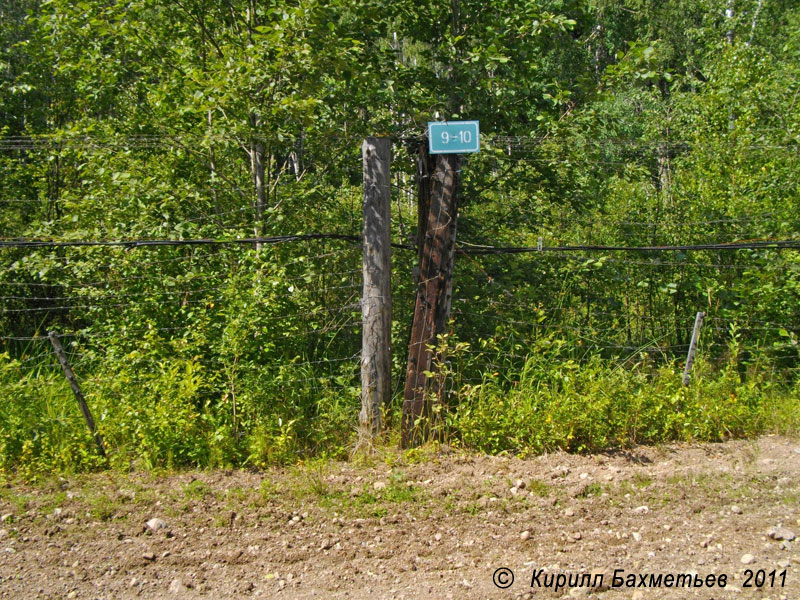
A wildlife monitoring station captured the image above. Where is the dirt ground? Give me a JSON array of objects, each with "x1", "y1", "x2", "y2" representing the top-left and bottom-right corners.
[{"x1": 1, "y1": 435, "x2": 799, "y2": 599}]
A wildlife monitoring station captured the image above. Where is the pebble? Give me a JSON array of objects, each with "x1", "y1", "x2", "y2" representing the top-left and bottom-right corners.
[
  {"x1": 142, "y1": 551, "x2": 156, "y2": 562},
  {"x1": 0, "y1": 529, "x2": 6, "y2": 539},
  {"x1": 515, "y1": 479, "x2": 526, "y2": 489},
  {"x1": 0, "y1": 514, "x2": 12, "y2": 523},
  {"x1": 579, "y1": 472, "x2": 589, "y2": 480},
  {"x1": 778, "y1": 559, "x2": 791, "y2": 568},
  {"x1": 373, "y1": 481, "x2": 386, "y2": 491},
  {"x1": 633, "y1": 506, "x2": 649, "y2": 514},
  {"x1": 146, "y1": 518, "x2": 168, "y2": 532},
  {"x1": 632, "y1": 532, "x2": 642, "y2": 542},
  {"x1": 730, "y1": 505, "x2": 743, "y2": 514},
  {"x1": 564, "y1": 508, "x2": 575, "y2": 517},
  {"x1": 590, "y1": 568, "x2": 610, "y2": 591},
  {"x1": 768, "y1": 527, "x2": 796, "y2": 542},
  {"x1": 740, "y1": 553, "x2": 756, "y2": 565},
  {"x1": 520, "y1": 530, "x2": 531, "y2": 541},
  {"x1": 169, "y1": 578, "x2": 187, "y2": 594}
]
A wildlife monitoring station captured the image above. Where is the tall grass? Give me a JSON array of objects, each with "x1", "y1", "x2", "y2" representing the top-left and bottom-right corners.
[
  {"x1": 437, "y1": 334, "x2": 800, "y2": 454},
  {"x1": 1, "y1": 335, "x2": 798, "y2": 477}
]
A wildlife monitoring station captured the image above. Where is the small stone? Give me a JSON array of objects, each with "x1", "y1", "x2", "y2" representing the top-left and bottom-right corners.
[
  {"x1": 67, "y1": 592, "x2": 77, "y2": 599},
  {"x1": 0, "y1": 514, "x2": 12, "y2": 523},
  {"x1": 0, "y1": 529, "x2": 6, "y2": 539},
  {"x1": 768, "y1": 527, "x2": 796, "y2": 542},
  {"x1": 520, "y1": 530, "x2": 531, "y2": 541},
  {"x1": 509, "y1": 486, "x2": 519, "y2": 495},
  {"x1": 373, "y1": 481, "x2": 387, "y2": 491},
  {"x1": 778, "y1": 559, "x2": 791, "y2": 568},
  {"x1": 700, "y1": 536, "x2": 713, "y2": 548},
  {"x1": 564, "y1": 508, "x2": 575, "y2": 517},
  {"x1": 731, "y1": 505, "x2": 743, "y2": 514},
  {"x1": 146, "y1": 518, "x2": 168, "y2": 532},
  {"x1": 740, "y1": 553, "x2": 756, "y2": 565},
  {"x1": 632, "y1": 532, "x2": 642, "y2": 542},
  {"x1": 515, "y1": 479, "x2": 526, "y2": 489},
  {"x1": 129, "y1": 578, "x2": 138, "y2": 588},
  {"x1": 169, "y1": 578, "x2": 187, "y2": 594},
  {"x1": 633, "y1": 506, "x2": 649, "y2": 514},
  {"x1": 632, "y1": 591, "x2": 644, "y2": 600},
  {"x1": 590, "y1": 569, "x2": 610, "y2": 591},
  {"x1": 434, "y1": 533, "x2": 442, "y2": 542},
  {"x1": 143, "y1": 551, "x2": 156, "y2": 562},
  {"x1": 780, "y1": 541, "x2": 792, "y2": 550},
  {"x1": 579, "y1": 472, "x2": 589, "y2": 480},
  {"x1": 570, "y1": 532, "x2": 582, "y2": 541}
]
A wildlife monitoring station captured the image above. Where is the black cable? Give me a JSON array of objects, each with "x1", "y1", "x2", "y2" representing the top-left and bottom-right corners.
[
  {"x1": 0, "y1": 233, "x2": 357, "y2": 249},
  {"x1": 455, "y1": 239, "x2": 800, "y2": 254},
  {"x1": 1, "y1": 235, "x2": 797, "y2": 253},
  {"x1": 0, "y1": 233, "x2": 418, "y2": 251}
]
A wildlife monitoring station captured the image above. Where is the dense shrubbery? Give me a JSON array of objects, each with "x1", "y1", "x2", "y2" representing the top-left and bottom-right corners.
[{"x1": 1, "y1": 0, "x2": 799, "y2": 475}]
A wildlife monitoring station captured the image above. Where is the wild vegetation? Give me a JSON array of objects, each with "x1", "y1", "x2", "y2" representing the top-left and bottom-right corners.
[{"x1": 1, "y1": 0, "x2": 799, "y2": 476}]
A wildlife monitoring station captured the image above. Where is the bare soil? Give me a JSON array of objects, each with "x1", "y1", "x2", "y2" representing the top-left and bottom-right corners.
[{"x1": 1, "y1": 436, "x2": 799, "y2": 599}]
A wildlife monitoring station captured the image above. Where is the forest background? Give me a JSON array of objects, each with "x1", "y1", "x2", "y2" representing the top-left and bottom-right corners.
[{"x1": 1, "y1": 0, "x2": 799, "y2": 476}]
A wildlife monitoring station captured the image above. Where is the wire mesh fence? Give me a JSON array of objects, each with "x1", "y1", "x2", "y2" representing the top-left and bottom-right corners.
[{"x1": 1, "y1": 133, "x2": 799, "y2": 469}]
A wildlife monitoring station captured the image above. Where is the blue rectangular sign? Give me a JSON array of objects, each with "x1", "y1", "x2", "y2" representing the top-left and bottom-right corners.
[{"x1": 428, "y1": 121, "x2": 480, "y2": 154}]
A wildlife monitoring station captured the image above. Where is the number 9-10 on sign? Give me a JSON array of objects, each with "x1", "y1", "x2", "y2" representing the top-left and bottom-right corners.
[{"x1": 428, "y1": 121, "x2": 480, "y2": 154}]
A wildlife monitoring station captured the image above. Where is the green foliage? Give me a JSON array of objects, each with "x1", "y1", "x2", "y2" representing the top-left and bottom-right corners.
[
  {"x1": 2, "y1": 0, "x2": 800, "y2": 476},
  {"x1": 440, "y1": 332, "x2": 798, "y2": 455}
]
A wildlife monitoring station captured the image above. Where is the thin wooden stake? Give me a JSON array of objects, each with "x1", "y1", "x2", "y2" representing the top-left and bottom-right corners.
[
  {"x1": 48, "y1": 331, "x2": 106, "y2": 458},
  {"x1": 682, "y1": 312, "x2": 705, "y2": 386},
  {"x1": 359, "y1": 138, "x2": 392, "y2": 447}
]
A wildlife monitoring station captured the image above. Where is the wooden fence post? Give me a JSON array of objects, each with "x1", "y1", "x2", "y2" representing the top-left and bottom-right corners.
[
  {"x1": 48, "y1": 331, "x2": 106, "y2": 458},
  {"x1": 682, "y1": 311, "x2": 705, "y2": 386},
  {"x1": 401, "y1": 150, "x2": 461, "y2": 448},
  {"x1": 359, "y1": 137, "x2": 392, "y2": 447}
]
